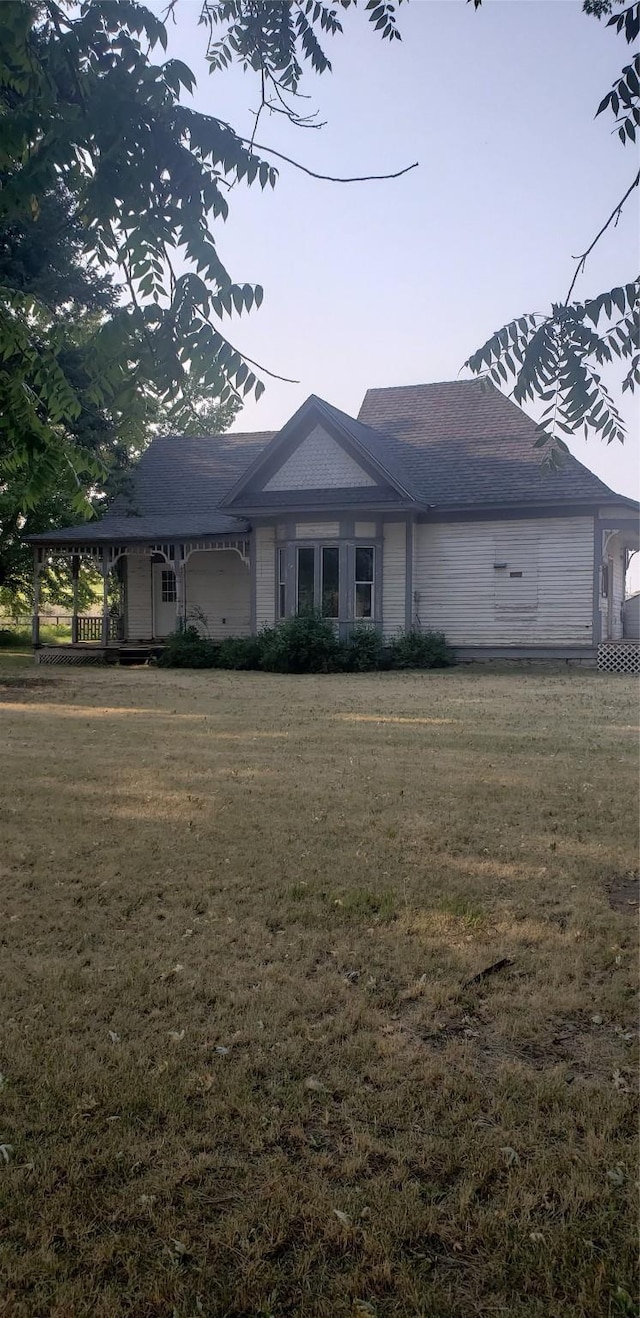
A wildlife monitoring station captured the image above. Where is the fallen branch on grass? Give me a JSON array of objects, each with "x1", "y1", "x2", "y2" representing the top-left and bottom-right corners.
[{"x1": 463, "y1": 958, "x2": 514, "y2": 989}]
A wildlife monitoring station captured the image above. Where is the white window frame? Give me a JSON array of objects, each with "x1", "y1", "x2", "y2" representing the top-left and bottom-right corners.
[
  {"x1": 161, "y1": 568, "x2": 177, "y2": 604},
  {"x1": 278, "y1": 547, "x2": 287, "y2": 618},
  {"x1": 354, "y1": 546, "x2": 375, "y2": 619},
  {"x1": 296, "y1": 545, "x2": 316, "y2": 615}
]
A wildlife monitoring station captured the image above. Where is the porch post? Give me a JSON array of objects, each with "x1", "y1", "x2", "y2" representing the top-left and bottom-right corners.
[
  {"x1": 32, "y1": 549, "x2": 41, "y2": 647},
  {"x1": 101, "y1": 547, "x2": 110, "y2": 647},
  {"x1": 71, "y1": 554, "x2": 80, "y2": 645},
  {"x1": 174, "y1": 546, "x2": 185, "y2": 631}
]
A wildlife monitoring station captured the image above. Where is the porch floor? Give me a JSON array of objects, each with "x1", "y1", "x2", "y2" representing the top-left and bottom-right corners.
[{"x1": 35, "y1": 642, "x2": 165, "y2": 665}]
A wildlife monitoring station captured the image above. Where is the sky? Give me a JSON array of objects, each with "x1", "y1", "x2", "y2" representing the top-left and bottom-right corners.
[{"x1": 155, "y1": 0, "x2": 639, "y2": 571}]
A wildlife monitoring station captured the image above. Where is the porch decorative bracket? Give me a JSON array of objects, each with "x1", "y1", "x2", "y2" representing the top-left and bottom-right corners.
[{"x1": 183, "y1": 538, "x2": 251, "y2": 568}]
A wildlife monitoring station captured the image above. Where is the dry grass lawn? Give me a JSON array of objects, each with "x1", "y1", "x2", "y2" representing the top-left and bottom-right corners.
[{"x1": 0, "y1": 659, "x2": 638, "y2": 1318}]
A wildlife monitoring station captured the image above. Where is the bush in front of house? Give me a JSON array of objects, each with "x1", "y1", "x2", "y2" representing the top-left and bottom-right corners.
[
  {"x1": 340, "y1": 623, "x2": 387, "y2": 672},
  {"x1": 387, "y1": 627, "x2": 452, "y2": 669},
  {"x1": 158, "y1": 616, "x2": 453, "y2": 672},
  {"x1": 158, "y1": 625, "x2": 217, "y2": 668},
  {"x1": 259, "y1": 612, "x2": 338, "y2": 673},
  {"x1": 216, "y1": 635, "x2": 263, "y2": 670}
]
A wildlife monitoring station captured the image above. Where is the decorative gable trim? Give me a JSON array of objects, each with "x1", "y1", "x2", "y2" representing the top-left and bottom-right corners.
[
  {"x1": 264, "y1": 425, "x2": 376, "y2": 491},
  {"x1": 220, "y1": 395, "x2": 413, "y2": 509}
]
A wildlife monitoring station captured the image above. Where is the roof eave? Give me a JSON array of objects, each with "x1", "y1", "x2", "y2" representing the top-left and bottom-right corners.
[
  {"x1": 27, "y1": 526, "x2": 250, "y2": 547},
  {"x1": 416, "y1": 495, "x2": 639, "y2": 519},
  {"x1": 231, "y1": 498, "x2": 417, "y2": 517}
]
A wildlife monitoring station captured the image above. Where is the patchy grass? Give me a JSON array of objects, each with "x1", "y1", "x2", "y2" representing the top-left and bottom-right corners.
[
  {"x1": 0, "y1": 663, "x2": 637, "y2": 1318},
  {"x1": 0, "y1": 649, "x2": 31, "y2": 669}
]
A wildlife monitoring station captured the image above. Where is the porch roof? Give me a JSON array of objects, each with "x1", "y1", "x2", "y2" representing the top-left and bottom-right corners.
[{"x1": 28, "y1": 512, "x2": 250, "y2": 547}]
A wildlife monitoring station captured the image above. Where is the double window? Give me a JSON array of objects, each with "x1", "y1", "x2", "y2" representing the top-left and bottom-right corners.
[
  {"x1": 281, "y1": 544, "x2": 375, "y2": 621},
  {"x1": 295, "y1": 546, "x2": 340, "y2": 617}
]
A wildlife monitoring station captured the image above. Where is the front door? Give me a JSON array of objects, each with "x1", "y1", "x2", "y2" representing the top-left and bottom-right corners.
[{"x1": 152, "y1": 564, "x2": 177, "y2": 637}]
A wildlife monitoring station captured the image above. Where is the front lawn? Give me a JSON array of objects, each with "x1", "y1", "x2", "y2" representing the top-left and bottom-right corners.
[{"x1": 0, "y1": 664, "x2": 637, "y2": 1317}]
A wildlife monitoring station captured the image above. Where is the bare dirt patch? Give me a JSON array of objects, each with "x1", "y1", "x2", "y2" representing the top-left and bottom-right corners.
[{"x1": 606, "y1": 872, "x2": 640, "y2": 914}]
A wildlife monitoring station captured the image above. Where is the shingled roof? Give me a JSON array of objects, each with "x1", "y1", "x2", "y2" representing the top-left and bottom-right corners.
[
  {"x1": 357, "y1": 380, "x2": 630, "y2": 508},
  {"x1": 32, "y1": 431, "x2": 275, "y2": 544},
  {"x1": 31, "y1": 381, "x2": 633, "y2": 546}
]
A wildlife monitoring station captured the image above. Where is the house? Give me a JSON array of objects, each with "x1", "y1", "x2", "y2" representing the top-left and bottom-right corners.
[{"x1": 29, "y1": 380, "x2": 639, "y2": 663}]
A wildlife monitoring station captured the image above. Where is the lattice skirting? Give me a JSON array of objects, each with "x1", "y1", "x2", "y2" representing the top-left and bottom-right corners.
[
  {"x1": 36, "y1": 648, "x2": 108, "y2": 665},
  {"x1": 597, "y1": 642, "x2": 640, "y2": 674}
]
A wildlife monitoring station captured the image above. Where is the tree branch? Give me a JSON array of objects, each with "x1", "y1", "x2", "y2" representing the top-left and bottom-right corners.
[
  {"x1": 239, "y1": 138, "x2": 418, "y2": 183},
  {"x1": 565, "y1": 168, "x2": 640, "y2": 303}
]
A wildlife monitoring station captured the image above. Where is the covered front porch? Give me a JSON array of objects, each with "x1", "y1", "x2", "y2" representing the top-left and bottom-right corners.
[{"x1": 31, "y1": 534, "x2": 252, "y2": 662}]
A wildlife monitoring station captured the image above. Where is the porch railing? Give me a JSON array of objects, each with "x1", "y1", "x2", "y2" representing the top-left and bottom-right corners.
[{"x1": 76, "y1": 615, "x2": 124, "y2": 643}]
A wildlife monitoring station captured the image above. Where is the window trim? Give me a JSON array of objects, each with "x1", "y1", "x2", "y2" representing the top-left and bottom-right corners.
[{"x1": 277, "y1": 547, "x2": 287, "y2": 619}]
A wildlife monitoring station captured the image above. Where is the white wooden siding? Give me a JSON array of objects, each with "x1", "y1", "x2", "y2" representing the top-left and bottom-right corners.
[
  {"x1": 355, "y1": 521, "x2": 376, "y2": 538},
  {"x1": 494, "y1": 535, "x2": 539, "y2": 615},
  {"x1": 414, "y1": 516, "x2": 594, "y2": 645},
  {"x1": 599, "y1": 506, "x2": 631, "y2": 520},
  {"x1": 125, "y1": 555, "x2": 152, "y2": 640},
  {"x1": 382, "y1": 521, "x2": 406, "y2": 637},
  {"x1": 411, "y1": 522, "x2": 419, "y2": 628},
  {"x1": 295, "y1": 522, "x2": 340, "y2": 538},
  {"x1": 264, "y1": 426, "x2": 376, "y2": 490},
  {"x1": 186, "y1": 550, "x2": 250, "y2": 639},
  {"x1": 255, "y1": 525, "x2": 276, "y2": 629}
]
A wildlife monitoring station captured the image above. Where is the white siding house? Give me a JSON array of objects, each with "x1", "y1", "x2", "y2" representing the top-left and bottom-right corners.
[
  {"x1": 382, "y1": 521, "x2": 406, "y2": 638},
  {"x1": 29, "y1": 381, "x2": 638, "y2": 661},
  {"x1": 185, "y1": 550, "x2": 250, "y2": 640},
  {"x1": 413, "y1": 517, "x2": 594, "y2": 647},
  {"x1": 255, "y1": 525, "x2": 276, "y2": 630}
]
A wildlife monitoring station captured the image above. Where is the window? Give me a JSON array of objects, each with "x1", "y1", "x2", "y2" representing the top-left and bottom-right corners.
[
  {"x1": 297, "y1": 546, "x2": 315, "y2": 614},
  {"x1": 278, "y1": 548, "x2": 287, "y2": 619},
  {"x1": 321, "y1": 546, "x2": 340, "y2": 618},
  {"x1": 355, "y1": 546, "x2": 374, "y2": 619},
  {"x1": 161, "y1": 569, "x2": 176, "y2": 603}
]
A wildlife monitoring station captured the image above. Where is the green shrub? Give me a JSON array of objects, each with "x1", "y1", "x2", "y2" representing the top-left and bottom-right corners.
[
  {"x1": 387, "y1": 628, "x2": 451, "y2": 669},
  {"x1": 259, "y1": 612, "x2": 339, "y2": 673},
  {"x1": 158, "y1": 618, "x2": 454, "y2": 673},
  {"x1": 158, "y1": 626, "x2": 217, "y2": 668},
  {"x1": 217, "y1": 635, "x2": 263, "y2": 670},
  {"x1": 342, "y1": 623, "x2": 385, "y2": 672},
  {"x1": 0, "y1": 627, "x2": 22, "y2": 647}
]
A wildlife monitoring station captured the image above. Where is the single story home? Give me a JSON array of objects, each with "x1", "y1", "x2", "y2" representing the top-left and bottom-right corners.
[{"x1": 30, "y1": 379, "x2": 639, "y2": 663}]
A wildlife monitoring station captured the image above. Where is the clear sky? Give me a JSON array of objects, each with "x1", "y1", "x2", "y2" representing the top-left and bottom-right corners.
[{"x1": 157, "y1": 0, "x2": 639, "y2": 563}]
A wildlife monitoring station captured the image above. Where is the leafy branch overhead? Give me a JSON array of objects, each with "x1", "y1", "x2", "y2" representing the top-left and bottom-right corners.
[
  {"x1": 0, "y1": 0, "x2": 407, "y2": 515},
  {"x1": 466, "y1": 0, "x2": 640, "y2": 457}
]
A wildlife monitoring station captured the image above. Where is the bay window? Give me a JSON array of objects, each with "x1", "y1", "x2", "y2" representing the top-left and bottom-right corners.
[{"x1": 282, "y1": 540, "x2": 377, "y2": 623}]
